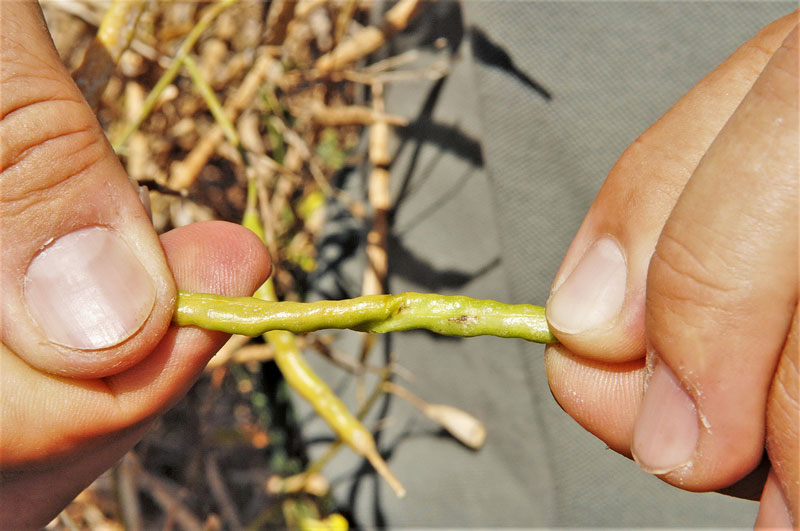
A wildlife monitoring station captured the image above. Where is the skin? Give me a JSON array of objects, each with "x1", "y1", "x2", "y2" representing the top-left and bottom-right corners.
[
  {"x1": 545, "y1": 11, "x2": 798, "y2": 525},
  {"x1": 0, "y1": 222, "x2": 271, "y2": 527},
  {"x1": 0, "y1": 0, "x2": 175, "y2": 377},
  {"x1": 0, "y1": 2, "x2": 271, "y2": 527},
  {"x1": 1, "y1": 1, "x2": 795, "y2": 527}
]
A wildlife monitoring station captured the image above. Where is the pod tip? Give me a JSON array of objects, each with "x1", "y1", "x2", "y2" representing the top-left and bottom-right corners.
[{"x1": 365, "y1": 449, "x2": 406, "y2": 498}]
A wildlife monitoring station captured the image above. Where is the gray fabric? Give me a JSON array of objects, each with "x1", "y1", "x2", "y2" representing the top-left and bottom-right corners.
[{"x1": 303, "y1": 2, "x2": 795, "y2": 527}]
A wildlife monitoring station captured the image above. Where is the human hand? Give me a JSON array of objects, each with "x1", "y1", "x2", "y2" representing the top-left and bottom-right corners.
[
  {"x1": 0, "y1": 2, "x2": 270, "y2": 527},
  {"x1": 544, "y1": 11, "x2": 797, "y2": 528}
]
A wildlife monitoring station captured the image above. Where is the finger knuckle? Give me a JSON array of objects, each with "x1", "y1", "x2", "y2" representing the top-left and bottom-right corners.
[
  {"x1": 1, "y1": 37, "x2": 107, "y2": 211},
  {"x1": 0, "y1": 97, "x2": 106, "y2": 212},
  {"x1": 647, "y1": 228, "x2": 744, "y2": 324}
]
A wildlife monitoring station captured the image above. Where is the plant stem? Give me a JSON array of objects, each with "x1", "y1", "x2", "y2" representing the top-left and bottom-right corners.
[
  {"x1": 175, "y1": 291, "x2": 557, "y2": 344},
  {"x1": 182, "y1": 55, "x2": 241, "y2": 149}
]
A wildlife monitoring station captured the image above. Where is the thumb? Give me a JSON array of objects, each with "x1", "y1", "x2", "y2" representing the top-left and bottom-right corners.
[
  {"x1": 0, "y1": 1, "x2": 175, "y2": 378},
  {"x1": 632, "y1": 24, "x2": 798, "y2": 489}
]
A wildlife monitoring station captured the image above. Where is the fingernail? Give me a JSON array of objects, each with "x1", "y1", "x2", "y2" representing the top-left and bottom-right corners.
[
  {"x1": 632, "y1": 360, "x2": 699, "y2": 474},
  {"x1": 547, "y1": 236, "x2": 626, "y2": 333},
  {"x1": 24, "y1": 227, "x2": 156, "y2": 350}
]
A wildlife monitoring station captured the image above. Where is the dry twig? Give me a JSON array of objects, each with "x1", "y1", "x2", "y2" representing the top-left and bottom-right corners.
[
  {"x1": 51, "y1": 0, "x2": 460, "y2": 523},
  {"x1": 264, "y1": 0, "x2": 296, "y2": 45},
  {"x1": 114, "y1": 453, "x2": 143, "y2": 531},
  {"x1": 71, "y1": 0, "x2": 145, "y2": 108},
  {"x1": 205, "y1": 452, "x2": 243, "y2": 531},
  {"x1": 131, "y1": 456, "x2": 205, "y2": 531},
  {"x1": 168, "y1": 52, "x2": 278, "y2": 190},
  {"x1": 383, "y1": 382, "x2": 487, "y2": 450},
  {"x1": 300, "y1": 100, "x2": 408, "y2": 127},
  {"x1": 112, "y1": 0, "x2": 236, "y2": 152},
  {"x1": 315, "y1": 0, "x2": 426, "y2": 72},
  {"x1": 362, "y1": 81, "x2": 391, "y2": 297}
]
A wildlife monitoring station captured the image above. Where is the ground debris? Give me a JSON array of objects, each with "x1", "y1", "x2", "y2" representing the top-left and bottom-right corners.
[{"x1": 39, "y1": 0, "x2": 462, "y2": 527}]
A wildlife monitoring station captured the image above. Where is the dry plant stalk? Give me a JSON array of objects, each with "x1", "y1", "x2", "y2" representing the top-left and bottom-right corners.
[
  {"x1": 315, "y1": 0, "x2": 426, "y2": 72},
  {"x1": 264, "y1": 0, "x2": 296, "y2": 45},
  {"x1": 169, "y1": 53, "x2": 278, "y2": 190},
  {"x1": 228, "y1": 343, "x2": 275, "y2": 364},
  {"x1": 281, "y1": 0, "x2": 329, "y2": 62},
  {"x1": 199, "y1": 37, "x2": 228, "y2": 84},
  {"x1": 308, "y1": 335, "x2": 390, "y2": 375},
  {"x1": 61, "y1": 0, "x2": 469, "y2": 520},
  {"x1": 205, "y1": 452, "x2": 242, "y2": 530},
  {"x1": 302, "y1": 100, "x2": 408, "y2": 127},
  {"x1": 114, "y1": 453, "x2": 143, "y2": 530},
  {"x1": 205, "y1": 334, "x2": 254, "y2": 369},
  {"x1": 362, "y1": 81, "x2": 391, "y2": 297},
  {"x1": 71, "y1": 0, "x2": 145, "y2": 108},
  {"x1": 383, "y1": 382, "x2": 487, "y2": 450},
  {"x1": 112, "y1": 0, "x2": 236, "y2": 152},
  {"x1": 118, "y1": 452, "x2": 204, "y2": 531},
  {"x1": 294, "y1": 0, "x2": 330, "y2": 21},
  {"x1": 123, "y1": 81, "x2": 152, "y2": 182},
  {"x1": 334, "y1": 0, "x2": 360, "y2": 45}
]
